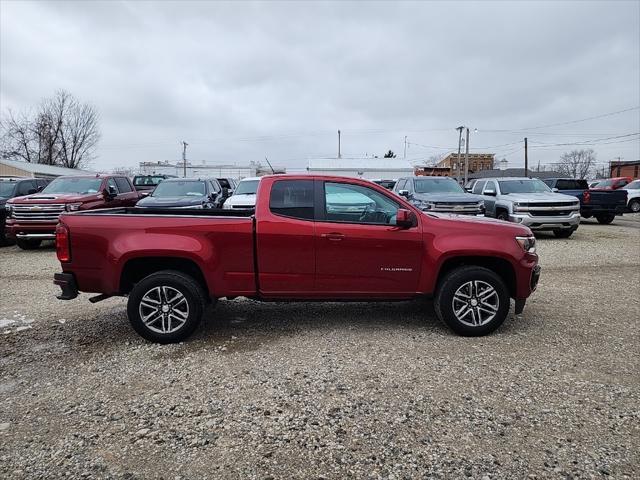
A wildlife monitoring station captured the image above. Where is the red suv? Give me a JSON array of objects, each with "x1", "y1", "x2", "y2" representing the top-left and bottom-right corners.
[{"x1": 5, "y1": 174, "x2": 141, "y2": 249}]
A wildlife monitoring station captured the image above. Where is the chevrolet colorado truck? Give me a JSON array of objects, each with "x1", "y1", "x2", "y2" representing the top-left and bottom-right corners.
[
  {"x1": 472, "y1": 177, "x2": 581, "y2": 238},
  {"x1": 542, "y1": 178, "x2": 627, "y2": 224},
  {"x1": 54, "y1": 175, "x2": 540, "y2": 343},
  {"x1": 5, "y1": 174, "x2": 142, "y2": 249}
]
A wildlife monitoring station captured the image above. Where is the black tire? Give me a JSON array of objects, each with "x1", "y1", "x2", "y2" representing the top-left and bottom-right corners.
[
  {"x1": 16, "y1": 239, "x2": 42, "y2": 250},
  {"x1": 553, "y1": 229, "x2": 574, "y2": 238},
  {"x1": 127, "y1": 270, "x2": 207, "y2": 344},
  {"x1": 434, "y1": 266, "x2": 510, "y2": 336},
  {"x1": 596, "y1": 213, "x2": 615, "y2": 225},
  {"x1": 496, "y1": 210, "x2": 509, "y2": 221},
  {"x1": 629, "y1": 199, "x2": 640, "y2": 213},
  {"x1": 0, "y1": 236, "x2": 15, "y2": 247}
]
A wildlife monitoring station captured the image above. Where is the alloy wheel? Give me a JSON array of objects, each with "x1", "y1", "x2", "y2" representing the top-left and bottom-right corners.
[
  {"x1": 451, "y1": 280, "x2": 499, "y2": 326},
  {"x1": 138, "y1": 286, "x2": 189, "y2": 334}
]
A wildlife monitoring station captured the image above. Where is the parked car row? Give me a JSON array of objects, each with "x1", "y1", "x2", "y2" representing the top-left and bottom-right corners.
[
  {"x1": 2, "y1": 174, "x2": 252, "y2": 249},
  {"x1": 3, "y1": 173, "x2": 638, "y2": 250}
]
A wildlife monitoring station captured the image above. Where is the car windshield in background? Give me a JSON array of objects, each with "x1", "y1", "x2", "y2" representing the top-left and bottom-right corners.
[
  {"x1": 498, "y1": 179, "x2": 551, "y2": 194},
  {"x1": 594, "y1": 179, "x2": 616, "y2": 187},
  {"x1": 555, "y1": 179, "x2": 588, "y2": 190},
  {"x1": 42, "y1": 178, "x2": 103, "y2": 194},
  {"x1": 625, "y1": 180, "x2": 640, "y2": 189},
  {"x1": 152, "y1": 181, "x2": 205, "y2": 197},
  {"x1": 0, "y1": 182, "x2": 17, "y2": 197},
  {"x1": 133, "y1": 176, "x2": 166, "y2": 186},
  {"x1": 414, "y1": 178, "x2": 464, "y2": 194},
  {"x1": 235, "y1": 180, "x2": 259, "y2": 195}
]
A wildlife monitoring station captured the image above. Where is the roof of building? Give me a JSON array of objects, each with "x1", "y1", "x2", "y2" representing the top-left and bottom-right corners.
[
  {"x1": 467, "y1": 168, "x2": 563, "y2": 180},
  {"x1": 307, "y1": 157, "x2": 414, "y2": 171},
  {"x1": 0, "y1": 158, "x2": 94, "y2": 176}
]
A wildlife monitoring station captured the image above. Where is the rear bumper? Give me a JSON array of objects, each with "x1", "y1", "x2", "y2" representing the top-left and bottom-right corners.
[
  {"x1": 54, "y1": 272, "x2": 79, "y2": 300},
  {"x1": 581, "y1": 205, "x2": 627, "y2": 216},
  {"x1": 509, "y1": 211, "x2": 580, "y2": 230}
]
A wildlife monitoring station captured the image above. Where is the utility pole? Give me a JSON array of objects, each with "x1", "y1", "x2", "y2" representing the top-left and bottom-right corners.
[
  {"x1": 337, "y1": 130, "x2": 342, "y2": 159},
  {"x1": 181, "y1": 141, "x2": 188, "y2": 178},
  {"x1": 463, "y1": 127, "x2": 470, "y2": 185},
  {"x1": 403, "y1": 136, "x2": 408, "y2": 159},
  {"x1": 524, "y1": 137, "x2": 528, "y2": 177},
  {"x1": 455, "y1": 126, "x2": 464, "y2": 184}
]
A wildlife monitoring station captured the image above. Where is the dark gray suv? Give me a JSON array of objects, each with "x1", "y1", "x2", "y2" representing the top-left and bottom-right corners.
[{"x1": 393, "y1": 176, "x2": 485, "y2": 215}]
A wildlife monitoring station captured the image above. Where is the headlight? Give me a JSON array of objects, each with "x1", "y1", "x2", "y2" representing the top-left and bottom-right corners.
[
  {"x1": 419, "y1": 201, "x2": 435, "y2": 210},
  {"x1": 515, "y1": 236, "x2": 536, "y2": 254},
  {"x1": 477, "y1": 200, "x2": 484, "y2": 208},
  {"x1": 4, "y1": 203, "x2": 12, "y2": 215},
  {"x1": 66, "y1": 203, "x2": 83, "y2": 212}
]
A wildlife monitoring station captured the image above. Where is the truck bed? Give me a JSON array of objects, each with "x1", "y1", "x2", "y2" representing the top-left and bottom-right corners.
[
  {"x1": 59, "y1": 208, "x2": 257, "y2": 297},
  {"x1": 72, "y1": 206, "x2": 255, "y2": 217}
]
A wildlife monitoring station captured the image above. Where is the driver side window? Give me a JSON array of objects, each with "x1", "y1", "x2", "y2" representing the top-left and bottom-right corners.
[
  {"x1": 324, "y1": 182, "x2": 399, "y2": 225},
  {"x1": 107, "y1": 178, "x2": 119, "y2": 194}
]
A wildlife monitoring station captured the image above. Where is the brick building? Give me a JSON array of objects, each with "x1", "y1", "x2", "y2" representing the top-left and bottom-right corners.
[
  {"x1": 610, "y1": 160, "x2": 640, "y2": 178},
  {"x1": 437, "y1": 153, "x2": 495, "y2": 175}
]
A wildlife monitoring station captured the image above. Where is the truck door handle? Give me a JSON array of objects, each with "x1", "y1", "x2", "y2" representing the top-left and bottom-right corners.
[{"x1": 321, "y1": 232, "x2": 345, "y2": 241}]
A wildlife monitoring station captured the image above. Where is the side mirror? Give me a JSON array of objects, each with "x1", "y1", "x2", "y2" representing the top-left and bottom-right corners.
[
  {"x1": 551, "y1": 187, "x2": 559, "y2": 193},
  {"x1": 396, "y1": 209, "x2": 416, "y2": 229},
  {"x1": 398, "y1": 189, "x2": 410, "y2": 197},
  {"x1": 27, "y1": 188, "x2": 37, "y2": 195},
  {"x1": 221, "y1": 187, "x2": 229, "y2": 197},
  {"x1": 104, "y1": 186, "x2": 117, "y2": 200},
  {"x1": 37, "y1": 186, "x2": 44, "y2": 192},
  {"x1": 483, "y1": 189, "x2": 496, "y2": 196}
]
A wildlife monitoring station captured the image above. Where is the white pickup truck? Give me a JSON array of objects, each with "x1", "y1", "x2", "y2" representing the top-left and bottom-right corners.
[{"x1": 472, "y1": 177, "x2": 581, "y2": 238}]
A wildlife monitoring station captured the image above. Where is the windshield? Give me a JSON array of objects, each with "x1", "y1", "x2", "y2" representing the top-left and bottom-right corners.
[
  {"x1": 595, "y1": 179, "x2": 615, "y2": 187},
  {"x1": 414, "y1": 178, "x2": 464, "y2": 194},
  {"x1": 0, "y1": 182, "x2": 17, "y2": 198},
  {"x1": 625, "y1": 180, "x2": 640, "y2": 189},
  {"x1": 133, "y1": 176, "x2": 167, "y2": 186},
  {"x1": 43, "y1": 177, "x2": 103, "y2": 194},
  {"x1": 152, "y1": 181, "x2": 205, "y2": 197},
  {"x1": 234, "y1": 180, "x2": 259, "y2": 195},
  {"x1": 498, "y1": 179, "x2": 551, "y2": 194}
]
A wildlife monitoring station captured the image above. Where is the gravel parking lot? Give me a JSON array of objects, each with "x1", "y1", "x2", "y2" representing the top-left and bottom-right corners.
[{"x1": 1, "y1": 215, "x2": 639, "y2": 479}]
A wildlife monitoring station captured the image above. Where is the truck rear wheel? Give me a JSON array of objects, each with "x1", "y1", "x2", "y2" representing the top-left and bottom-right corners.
[
  {"x1": 127, "y1": 270, "x2": 206, "y2": 344},
  {"x1": 16, "y1": 239, "x2": 42, "y2": 250},
  {"x1": 434, "y1": 266, "x2": 510, "y2": 336},
  {"x1": 596, "y1": 213, "x2": 615, "y2": 225},
  {"x1": 628, "y1": 199, "x2": 639, "y2": 213}
]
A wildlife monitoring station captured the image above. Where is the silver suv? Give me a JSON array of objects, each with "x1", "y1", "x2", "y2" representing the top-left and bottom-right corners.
[{"x1": 472, "y1": 177, "x2": 580, "y2": 238}]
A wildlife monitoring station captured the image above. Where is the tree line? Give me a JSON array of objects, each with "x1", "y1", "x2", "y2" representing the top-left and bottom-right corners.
[{"x1": 0, "y1": 90, "x2": 99, "y2": 169}]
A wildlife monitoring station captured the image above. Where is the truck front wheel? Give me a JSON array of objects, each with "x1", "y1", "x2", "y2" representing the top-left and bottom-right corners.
[
  {"x1": 434, "y1": 266, "x2": 510, "y2": 336},
  {"x1": 127, "y1": 270, "x2": 207, "y2": 344},
  {"x1": 628, "y1": 199, "x2": 639, "y2": 213}
]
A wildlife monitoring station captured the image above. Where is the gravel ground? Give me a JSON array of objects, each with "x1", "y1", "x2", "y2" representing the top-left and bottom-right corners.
[{"x1": 1, "y1": 215, "x2": 639, "y2": 479}]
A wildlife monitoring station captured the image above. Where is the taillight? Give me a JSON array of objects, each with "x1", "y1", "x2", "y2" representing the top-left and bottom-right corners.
[
  {"x1": 583, "y1": 190, "x2": 591, "y2": 204},
  {"x1": 56, "y1": 223, "x2": 71, "y2": 262}
]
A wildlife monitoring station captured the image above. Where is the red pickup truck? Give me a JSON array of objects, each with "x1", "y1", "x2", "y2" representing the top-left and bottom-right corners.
[
  {"x1": 5, "y1": 174, "x2": 142, "y2": 249},
  {"x1": 53, "y1": 175, "x2": 540, "y2": 343}
]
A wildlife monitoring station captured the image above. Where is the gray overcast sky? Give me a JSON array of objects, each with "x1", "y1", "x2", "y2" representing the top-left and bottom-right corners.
[{"x1": 1, "y1": 0, "x2": 639, "y2": 172}]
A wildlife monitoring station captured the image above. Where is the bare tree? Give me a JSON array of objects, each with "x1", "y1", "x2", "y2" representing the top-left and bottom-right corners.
[
  {"x1": 0, "y1": 90, "x2": 99, "y2": 168},
  {"x1": 427, "y1": 154, "x2": 444, "y2": 166},
  {"x1": 556, "y1": 149, "x2": 596, "y2": 179}
]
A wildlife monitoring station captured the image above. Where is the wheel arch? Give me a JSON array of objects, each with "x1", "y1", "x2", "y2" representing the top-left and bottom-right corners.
[
  {"x1": 119, "y1": 256, "x2": 210, "y2": 297},
  {"x1": 435, "y1": 256, "x2": 517, "y2": 298}
]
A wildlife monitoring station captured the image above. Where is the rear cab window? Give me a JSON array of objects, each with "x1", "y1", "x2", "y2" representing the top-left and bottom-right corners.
[{"x1": 269, "y1": 180, "x2": 315, "y2": 220}]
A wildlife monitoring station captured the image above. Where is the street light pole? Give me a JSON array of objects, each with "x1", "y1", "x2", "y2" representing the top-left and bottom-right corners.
[
  {"x1": 464, "y1": 127, "x2": 470, "y2": 185},
  {"x1": 456, "y1": 126, "x2": 464, "y2": 183}
]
